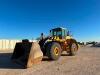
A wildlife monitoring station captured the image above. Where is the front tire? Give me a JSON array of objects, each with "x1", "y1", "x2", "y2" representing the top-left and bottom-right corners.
[{"x1": 46, "y1": 42, "x2": 62, "y2": 60}]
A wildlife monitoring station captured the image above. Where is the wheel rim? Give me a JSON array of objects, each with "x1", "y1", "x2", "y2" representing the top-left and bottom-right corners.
[{"x1": 54, "y1": 47, "x2": 59, "y2": 56}]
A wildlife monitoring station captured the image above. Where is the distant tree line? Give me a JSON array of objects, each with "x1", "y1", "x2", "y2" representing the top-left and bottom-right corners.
[
  {"x1": 86, "y1": 41, "x2": 97, "y2": 45},
  {"x1": 78, "y1": 41, "x2": 98, "y2": 46}
]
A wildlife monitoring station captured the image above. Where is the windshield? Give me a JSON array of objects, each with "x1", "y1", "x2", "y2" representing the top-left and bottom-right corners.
[
  {"x1": 50, "y1": 28, "x2": 67, "y2": 39},
  {"x1": 50, "y1": 30, "x2": 62, "y2": 37}
]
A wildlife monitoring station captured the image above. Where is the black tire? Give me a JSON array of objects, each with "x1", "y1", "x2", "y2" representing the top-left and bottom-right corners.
[
  {"x1": 46, "y1": 42, "x2": 62, "y2": 60},
  {"x1": 69, "y1": 42, "x2": 78, "y2": 56}
]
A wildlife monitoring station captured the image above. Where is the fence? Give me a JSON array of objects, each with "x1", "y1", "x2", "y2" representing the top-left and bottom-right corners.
[
  {"x1": 0, "y1": 40, "x2": 22, "y2": 50},
  {"x1": 0, "y1": 39, "x2": 37, "y2": 50}
]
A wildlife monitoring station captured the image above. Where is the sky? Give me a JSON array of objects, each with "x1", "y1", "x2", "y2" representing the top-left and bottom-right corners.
[{"x1": 0, "y1": 0, "x2": 100, "y2": 42}]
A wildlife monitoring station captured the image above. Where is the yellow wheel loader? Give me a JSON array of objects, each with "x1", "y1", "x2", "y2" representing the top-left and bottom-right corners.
[
  {"x1": 39, "y1": 27, "x2": 79, "y2": 60},
  {"x1": 11, "y1": 27, "x2": 79, "y2": 68}
]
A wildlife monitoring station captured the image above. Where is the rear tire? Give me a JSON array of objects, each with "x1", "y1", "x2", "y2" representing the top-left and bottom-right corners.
[
  {"x1": 46, "y1": 42, "x2": 62, "y2": 60},
  {"x1": 68, "y1": 42, "x2": 78, "y2": 56}
]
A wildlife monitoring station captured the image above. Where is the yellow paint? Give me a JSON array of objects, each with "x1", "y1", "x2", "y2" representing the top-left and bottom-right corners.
[
  {"x1": 66, "y1": 36, "x2": 72, "y2": 39},
  {"x1": 54, "y1": 47, "x2": 59, "y2": 56},
  {"x1": 47, "y1": 36, "x2": 72, "y2": 43},
  {"x1": 78, "y1": 44, "x2": 80, "y2": 49}
]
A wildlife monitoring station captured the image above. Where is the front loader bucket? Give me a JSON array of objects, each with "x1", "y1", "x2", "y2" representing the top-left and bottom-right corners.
[{"x1": 11, "y1": 40, "x2": 43, "y2": 68}]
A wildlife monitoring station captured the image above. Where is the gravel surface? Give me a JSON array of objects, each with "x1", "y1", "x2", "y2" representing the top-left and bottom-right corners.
[{"x1": 0, "y1": 46, "x2": 100, "y2": 75}]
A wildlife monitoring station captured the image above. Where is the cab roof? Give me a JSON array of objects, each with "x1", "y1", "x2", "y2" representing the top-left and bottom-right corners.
[{"x1": 52, "y1": 27, "x2": 66, "y2": 31}]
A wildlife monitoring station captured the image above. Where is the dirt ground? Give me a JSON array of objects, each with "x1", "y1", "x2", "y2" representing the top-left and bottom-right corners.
[{"x1": 0, "y1": 46, "x2": 100, "y2": 75}]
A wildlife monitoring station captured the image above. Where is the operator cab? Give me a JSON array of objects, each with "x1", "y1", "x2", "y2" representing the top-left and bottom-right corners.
[{"x1": 50, "y1": 27, "x2": 69, "y2": 39}]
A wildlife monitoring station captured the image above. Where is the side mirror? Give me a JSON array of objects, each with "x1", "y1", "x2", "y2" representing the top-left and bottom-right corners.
[
  {"x1": 50, "y1": 30, "x2": 51, "y2": 33},
  {"x1": 67, "y1": 31, "x2": 73, "y2": 36},
  {"x1": 41, "y1": 33, "x2": 43, "y2": 36},
  {"x1": 67, "y1": 31, "x2": 70, "y2": 36},
  {"x1": 41, "y1": 33, "x2": 44, "y2": 39}
]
